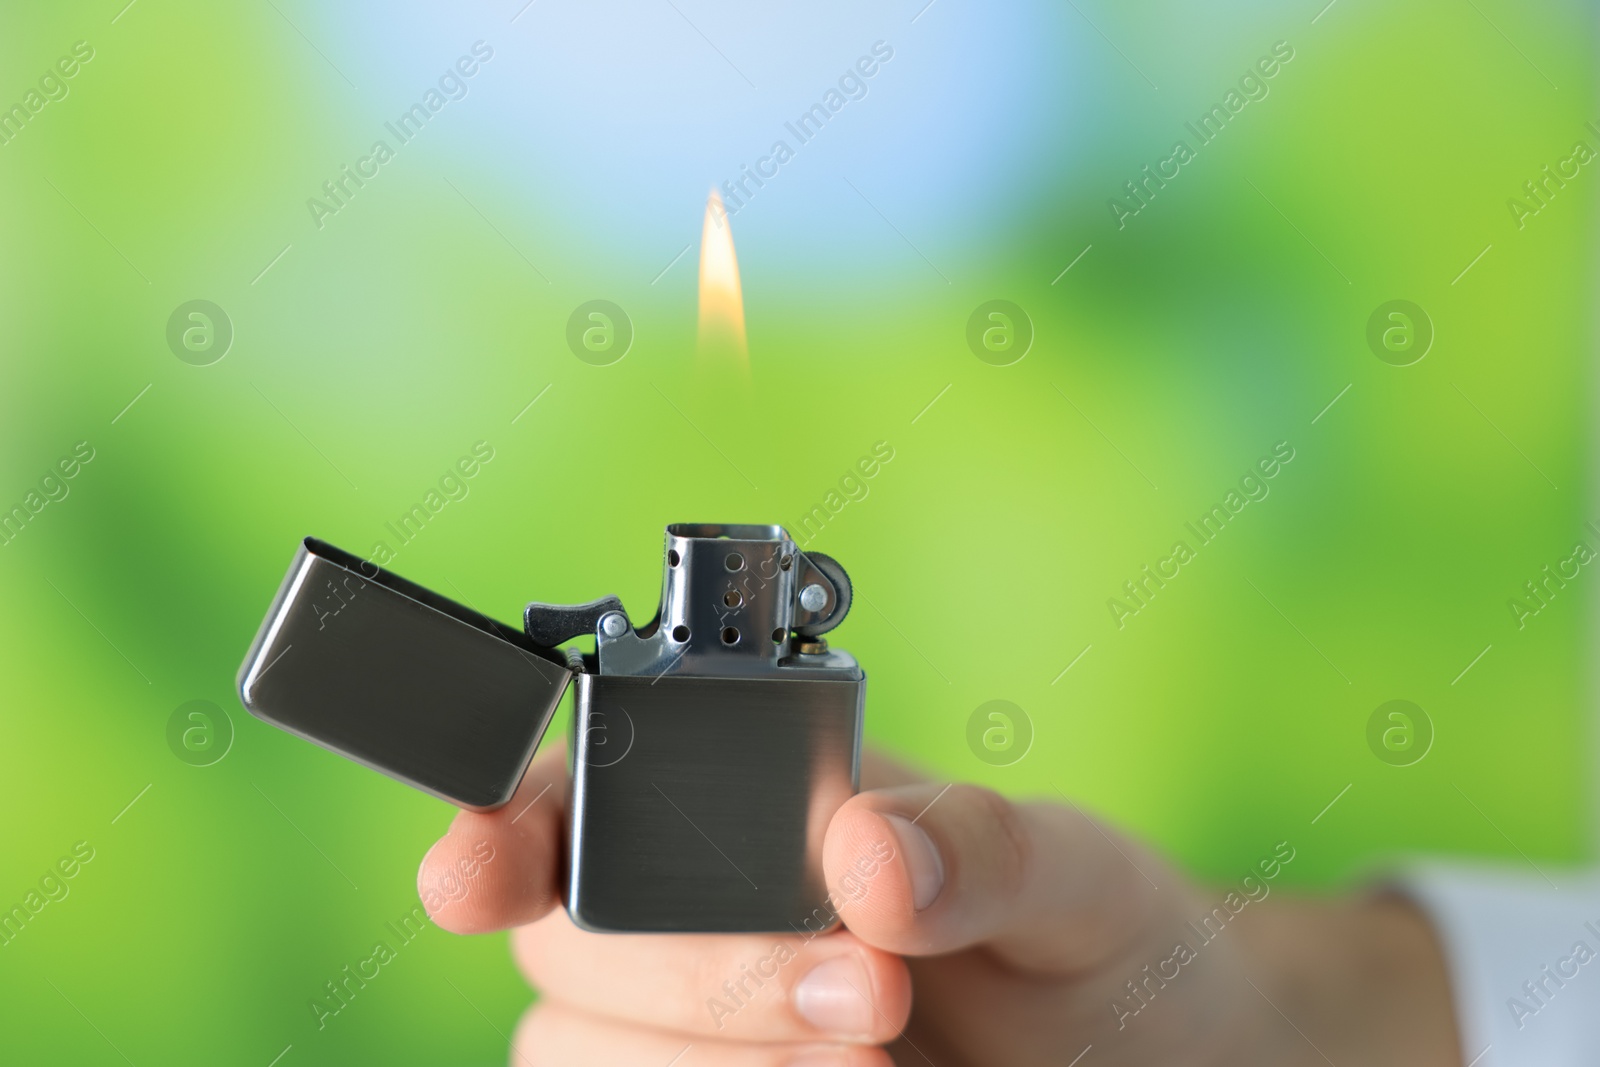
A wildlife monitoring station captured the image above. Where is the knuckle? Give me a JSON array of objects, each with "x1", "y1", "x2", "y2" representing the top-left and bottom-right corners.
[
  {"x1": 509, "y1": 917, "x2": 559, "y2": 988},
  {"x1": 686, "y1": 949, "x2": 736, "y2": 1030},
  {"x1": 509, "y1": 1002, "x2": 558, "y2": 1066},
  {"x1": 952, "y1": 783, "x2": 1031, "y2": 888},
  {"x1": 686, "y1": 940, "x2": 785, "y2": 1035}
]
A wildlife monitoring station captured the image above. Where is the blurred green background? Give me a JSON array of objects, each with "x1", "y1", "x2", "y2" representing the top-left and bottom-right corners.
[{"x1": 1, "y1": 0, "x2": 1594, "y2": 1062}]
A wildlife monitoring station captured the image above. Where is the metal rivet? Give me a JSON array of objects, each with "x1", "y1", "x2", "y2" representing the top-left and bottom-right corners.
[
  {"x1": 799, "y1": 583, "x2": 828, "y2": 612},
  {"x1": 599, "y1": 612, "x2": 628, "y2": 638}
]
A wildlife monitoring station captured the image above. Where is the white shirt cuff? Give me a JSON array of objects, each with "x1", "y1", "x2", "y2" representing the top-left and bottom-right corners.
[{"x1": 1393, "y1": 864, "x2": 1600, "y2": 1067}]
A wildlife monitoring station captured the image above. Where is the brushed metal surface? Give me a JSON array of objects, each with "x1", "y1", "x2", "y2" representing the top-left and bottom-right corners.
[
  {"x1": 596, "y1": 523, "x2": 850, "y2": 679},
  {"x1": 567, "y1": 671, "x2": 865, "y2": 933},
  {"x1": 238, "y1": 538, "x2": 573, "y2": 811}
]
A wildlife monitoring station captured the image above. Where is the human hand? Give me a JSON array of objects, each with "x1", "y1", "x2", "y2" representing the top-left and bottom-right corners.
[{"x1": 418, "y1": 748, "x2": 1462, "y2": 1066}]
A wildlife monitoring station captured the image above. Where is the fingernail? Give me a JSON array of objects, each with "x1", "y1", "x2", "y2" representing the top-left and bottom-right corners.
[
  {"x1": 886, "y1": 813, "x2": 944, "y2": 910},
  {"x1": 793, "y1": 955, "x2": 874, "y2": 1038}
]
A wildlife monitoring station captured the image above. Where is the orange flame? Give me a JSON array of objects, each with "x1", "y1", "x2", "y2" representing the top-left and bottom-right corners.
[{"x1": 697, "y1": 189, "x2": 747, "y2": 360}]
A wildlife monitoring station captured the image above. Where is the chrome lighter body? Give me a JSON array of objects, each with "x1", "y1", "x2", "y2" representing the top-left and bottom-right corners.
[
  {"x1": 566, "y1": 524, "x2": 864, "y2": 932},
  {"x1": 237, "y1": 523, "x2": 863, "y2": 934}
]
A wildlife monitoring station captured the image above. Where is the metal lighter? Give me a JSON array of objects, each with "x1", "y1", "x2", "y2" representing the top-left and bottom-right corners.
[{"x1": 237, "y1": 523, "x2": 864, "y2": 933}]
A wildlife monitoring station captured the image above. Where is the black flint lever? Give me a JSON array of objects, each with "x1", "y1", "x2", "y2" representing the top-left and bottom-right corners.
[{"x1": 524, "y1": 596, "x2": 626, "y2": 647}]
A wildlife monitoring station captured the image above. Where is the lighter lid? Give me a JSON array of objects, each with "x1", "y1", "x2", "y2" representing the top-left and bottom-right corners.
[{"x1": 237, "y1": 538, "x2": 573, "y2": 811}]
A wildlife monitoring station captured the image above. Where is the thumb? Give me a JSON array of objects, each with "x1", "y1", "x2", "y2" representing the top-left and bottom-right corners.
[{"x1": 823, "y1": 782, "x2": 1170, "y2": 975}]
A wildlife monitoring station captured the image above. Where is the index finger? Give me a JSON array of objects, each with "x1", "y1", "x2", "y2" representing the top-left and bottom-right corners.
[{"x1": 418, "y1": 744, "x2": 568, "y2": 934}]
